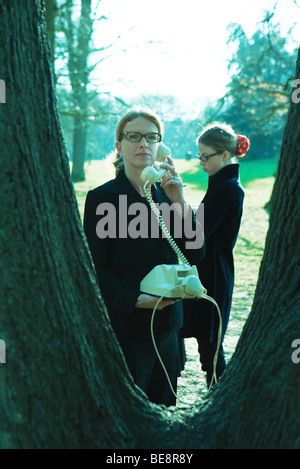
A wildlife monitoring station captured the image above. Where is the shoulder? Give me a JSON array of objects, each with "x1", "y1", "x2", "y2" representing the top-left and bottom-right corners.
[
  {"x1": 205, "y1": 176, "x2": 244, "y2": 211},
  {"x1": 87, "y1": 178, "x2": 119, "y2": 202},
  {"x1": 90, "y1": 177, "x2": 117, "y2": 194},
  {"x1": 211, "y1": 176, "x2": 243, "y2": 196},
  {"x1": 220, "y1": 178, "x2": 245, "y2": 205},
  {"x1": 225, "y1": 176, "x2": 244, "y2": 194}
]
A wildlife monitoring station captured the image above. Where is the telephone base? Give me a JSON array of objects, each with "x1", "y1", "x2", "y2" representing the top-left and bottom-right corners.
[{"x1": 140, "y1": 264, "x2": 207, "y2": 299}]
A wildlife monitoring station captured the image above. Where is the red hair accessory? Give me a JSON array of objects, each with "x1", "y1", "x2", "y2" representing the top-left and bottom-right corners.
[{"x1": 235, "y1": 134, "x2": 250, "y2": 157}]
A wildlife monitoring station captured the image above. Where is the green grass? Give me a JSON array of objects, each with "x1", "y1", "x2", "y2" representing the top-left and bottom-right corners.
[
  {"x1": 177, "y1": 157, "x2": 278, "y2": 200},
  {"x1": 73, "y1": 158, "x2": 278, "y2": 217}
]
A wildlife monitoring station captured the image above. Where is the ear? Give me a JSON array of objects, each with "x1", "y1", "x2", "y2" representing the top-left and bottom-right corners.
[
  {"x1": 222, "y1": 151, "x2": 231, "y2": 162},
  {"x1": 116, "y1": 141, "x2": 123, "y2": 155}
]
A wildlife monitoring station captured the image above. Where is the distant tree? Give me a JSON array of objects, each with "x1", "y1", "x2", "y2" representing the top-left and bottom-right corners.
[
  {"x1": 50, "y1": 0, "x2": 131, "y2": 180},
  {"x1": 227, "y1": 16, "x2": 296, "y2": 130},
  {"x1": 55, "y1": 0, "x2": 93, "y2": 182},
  {"x1": 202, "y1": 10, "x2": 297, "y2": 160},
  {"x1": 57, "y1": 88, "x2": 128, "y2": 161},
  {"x1": 0, "y1": 0, "x2": 299, "y2": 449}
]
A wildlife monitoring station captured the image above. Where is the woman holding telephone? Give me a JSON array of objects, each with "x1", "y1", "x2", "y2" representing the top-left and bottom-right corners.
[{"x1": 84, "y1": 106, "x2": 204, "y2": 406}]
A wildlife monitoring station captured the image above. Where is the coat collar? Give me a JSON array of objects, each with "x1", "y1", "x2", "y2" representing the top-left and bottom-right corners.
[{"x1": 208, "y1": 163, "x2": 240, "y2": 190}]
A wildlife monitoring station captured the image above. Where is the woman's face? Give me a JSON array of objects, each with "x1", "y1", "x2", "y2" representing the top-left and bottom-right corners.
[
  {"x1": 116, "y1": 117, "x2": 160, "y2": 171},
  {"x1": 198, "y1": 143, "x2": 228, "y2": 177}
]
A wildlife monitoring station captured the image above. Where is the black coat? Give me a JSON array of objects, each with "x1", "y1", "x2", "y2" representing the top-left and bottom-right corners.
[
  {"x1": 181, "y1": 164, "x2": 245, "y2": 342},
  {"x1": 83, "y1": 169, "x2": 205, "y2": 341}
]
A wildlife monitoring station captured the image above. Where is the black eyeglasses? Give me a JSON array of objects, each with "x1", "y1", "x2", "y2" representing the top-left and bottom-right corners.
[
  {"x1": 197, "y1": 152, "x2": 220, "y2": 162},
  {"x1": 120, "y1": 132, "x2": 162, "y2": 143}
]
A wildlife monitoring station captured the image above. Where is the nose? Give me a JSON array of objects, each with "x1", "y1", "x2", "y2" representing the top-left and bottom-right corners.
[{"x1": 139, "y1": 137, "x2": 148, "y2": 146}]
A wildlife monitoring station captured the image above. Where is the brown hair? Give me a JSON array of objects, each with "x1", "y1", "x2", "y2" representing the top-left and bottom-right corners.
[
  {"x1": 113, "y1": 106, "x2": 164, "y2": 174},
  {"x1": 197, "y1": 122, "x2": 238, "y2": 157}
]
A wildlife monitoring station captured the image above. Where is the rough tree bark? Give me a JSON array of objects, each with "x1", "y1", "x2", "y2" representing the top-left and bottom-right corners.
[
  {"x1": 0, "y1": 0, "x2": 299, "y2": 449},
  {"x1": 44, "y1": 0, "x2": 57, "y2": 74}
]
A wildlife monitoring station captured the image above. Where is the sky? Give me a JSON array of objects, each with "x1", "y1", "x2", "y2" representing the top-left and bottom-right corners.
[{"x1": 90, "y1": 0, "x2": 300, "y2": 116}]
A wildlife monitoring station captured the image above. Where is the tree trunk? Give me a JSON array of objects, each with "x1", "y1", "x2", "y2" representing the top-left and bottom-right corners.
[
  {"x1": 44, "y1": 0, "x2": 57, "y2": 75},
  {"x1": 0, "y1": 0, "x2": 299, "y2": 449}
]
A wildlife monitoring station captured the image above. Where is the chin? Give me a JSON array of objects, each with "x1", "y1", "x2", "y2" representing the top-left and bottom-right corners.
[{"x1": 139, "y1": 158, "x2": 154, "y2": 167}]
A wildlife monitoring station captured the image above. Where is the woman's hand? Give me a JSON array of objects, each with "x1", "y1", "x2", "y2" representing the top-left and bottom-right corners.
[
  {"x1": 135, "y1": 293, "x2": 179, "y2": 310},
  {"x1": 159, "y1": 156, "x2": 190, "y2": 216}
]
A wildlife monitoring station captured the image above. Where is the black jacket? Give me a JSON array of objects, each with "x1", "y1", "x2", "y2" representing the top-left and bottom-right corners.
[
  {"x1": 181, "y1": 164, "x2": 245, "y2": 342},
  {"x1": 84, "y1": 169, "x2": 205, "y2": 340}
]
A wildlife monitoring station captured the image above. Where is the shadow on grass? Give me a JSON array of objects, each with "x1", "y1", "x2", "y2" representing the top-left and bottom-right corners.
[{"x1": 238, "y1": 236, "x2": 265, "y2": 253}]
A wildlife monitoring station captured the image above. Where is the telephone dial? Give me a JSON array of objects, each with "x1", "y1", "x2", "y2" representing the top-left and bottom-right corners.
[{"x1": 140, "y1": 264, "x2": 206, "y2": 299}]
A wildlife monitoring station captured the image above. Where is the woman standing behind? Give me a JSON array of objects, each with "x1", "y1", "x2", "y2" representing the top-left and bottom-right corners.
[{"x1": 181, "y1": 122, "x2": 250, "y2": 387}]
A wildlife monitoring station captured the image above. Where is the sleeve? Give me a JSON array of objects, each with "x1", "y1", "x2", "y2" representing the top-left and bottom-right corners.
[{"x1": 83, "y1": 189, "x2": 140, "y2": 315}]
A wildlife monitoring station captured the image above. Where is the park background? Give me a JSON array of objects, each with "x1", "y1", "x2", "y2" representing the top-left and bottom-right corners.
[{"x1": 47, "y1": 0, "x2": 298, "y2": 401}]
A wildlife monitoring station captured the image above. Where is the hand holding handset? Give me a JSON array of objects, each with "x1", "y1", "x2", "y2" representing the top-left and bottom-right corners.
[{"x1": 141, "y1": 143, "x2": 171, "y2": 185}]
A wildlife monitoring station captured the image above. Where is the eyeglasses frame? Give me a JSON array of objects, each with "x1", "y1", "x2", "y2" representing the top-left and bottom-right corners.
[
  {"x1": 197, "y1": 152, "x2": 220, "y2": 162},
  {"x1": 120, "y1": 131, "x2": 162, "y2": 143}
]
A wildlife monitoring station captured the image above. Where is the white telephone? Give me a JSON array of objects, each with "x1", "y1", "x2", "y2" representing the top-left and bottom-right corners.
[
  {"x1": 140, "y1": 143, "x2": 206, "y2": 299},
  {"x1": 140, "y1": 264, "x2": 206, "y2": 299},
  {"x1": 141, "y1": 142, "x2": 170, "y2": 185}
]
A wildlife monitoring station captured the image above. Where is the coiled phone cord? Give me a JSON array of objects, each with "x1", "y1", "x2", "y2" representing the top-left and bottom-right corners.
[
  {"x1": 143, "y1": 183, "x2": 191, "y2": 267},
  {"x1": 144, "y1": 180, "x2": 222, "y2": 402}
]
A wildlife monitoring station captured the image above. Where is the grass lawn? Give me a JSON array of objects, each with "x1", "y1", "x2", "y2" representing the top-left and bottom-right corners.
[
  {"x1": 73, "y1": 157, "x2": 277, "y2": 217},
  {"x1": 72, "y1": 157, "x2": 278, "y2": 365}
]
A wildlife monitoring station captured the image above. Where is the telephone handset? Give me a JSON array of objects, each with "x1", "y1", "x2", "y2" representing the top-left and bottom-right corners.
[{"x1": 141, "y1": 143, "x2": 171, "y2": 185}]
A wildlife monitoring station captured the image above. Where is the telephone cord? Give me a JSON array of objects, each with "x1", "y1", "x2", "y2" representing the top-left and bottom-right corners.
[
  {"x1": 143, "y1": 183, "x2": 191, "y2": 267},
  {"x1": 151, "y1": 292, "x2": 223, "y2": 405},
  {"x1": 150, "y1": 286, "x2": 193, "y2": 406},
  {"x1": 201, "y1": 295, "x2": 223, "y2": 390},
  {"x1": 143, "y1": 180, "x2": 222, "y2": 398}
]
